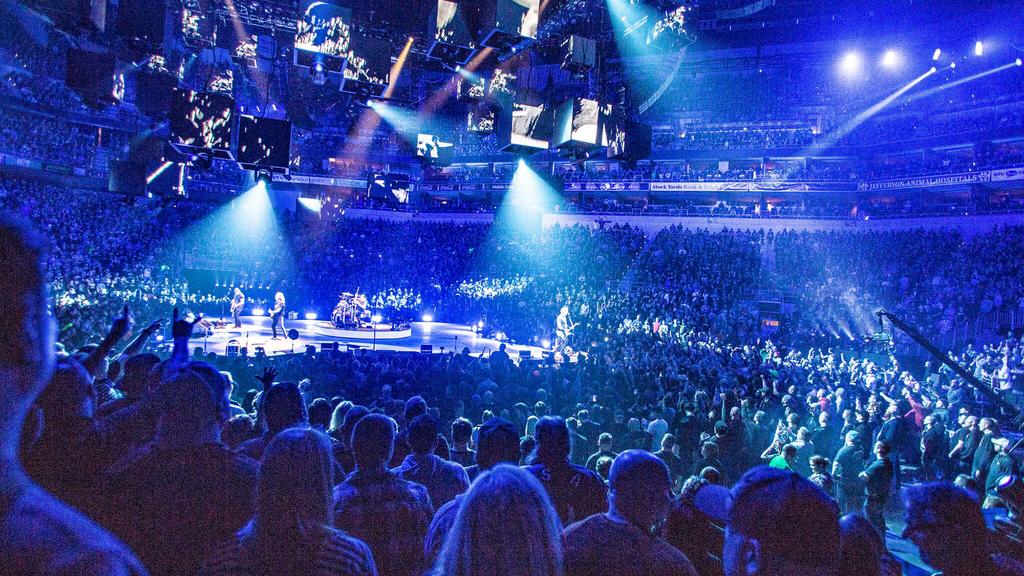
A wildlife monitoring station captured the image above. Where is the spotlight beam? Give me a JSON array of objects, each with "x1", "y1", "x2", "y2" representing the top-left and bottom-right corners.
[
  {"x1": 383, "y1": 37, "x2": 415, "y2": 99},
  {"x1": 420, "y1": 47, "x2": 493, "y2": 115},
  {"x1": 899, "y1": 61, "x2": 1022, "y2": 106},
  {"x1": 336, "y1": 37, "x2": 415, "y2": 165},
  {"x1": 813, "y1": 67, "x2": 937, "y2": 151}
]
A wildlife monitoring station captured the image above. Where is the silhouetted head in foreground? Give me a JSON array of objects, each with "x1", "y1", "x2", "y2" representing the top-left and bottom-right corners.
[{"x1": 724, "y1": 466, "x2": 840, "y2": 576}]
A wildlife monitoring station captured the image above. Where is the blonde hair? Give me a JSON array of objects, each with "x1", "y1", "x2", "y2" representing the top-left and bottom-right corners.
[{"x1": 435, "y1": 464, "x2": 563, "y2": 576}]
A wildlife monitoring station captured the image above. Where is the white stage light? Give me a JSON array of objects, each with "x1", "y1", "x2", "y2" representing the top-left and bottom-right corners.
[
  {"x1": 839, "y1": 52, "x2": 863, "y2": 76},
  {"x1": 304, "y1": 311, "x2": 317, "y2": 320},
  {"x1": 542, "y1": 339, "x2": 551, "y2": 349},
  {"x1": 932, "y1": 48, "x2": 942, "y2": 61},
  {"x1": 371, "y1": 314, "x2": 383, "y2": 323},
  {"x1": 881, "y1": 50, "x2": 900, "y2": 68},
  {"x1": 975, "y1": 41, "x2": 984, "y2": 56},
  {"x1": 422, "y1": 313, "x2": 434, "y2": 322},
  {"x1": 477, "y1": 320, "x2": 485, "y2": 328},
  {"x1": 252, "y1": 308, "x2": 264, "y2": 316}
]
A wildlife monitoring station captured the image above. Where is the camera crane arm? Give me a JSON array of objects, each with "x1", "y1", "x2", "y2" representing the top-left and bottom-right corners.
[{"x1": 877, "y1": 310, "x2": 1019, "y2": 420}]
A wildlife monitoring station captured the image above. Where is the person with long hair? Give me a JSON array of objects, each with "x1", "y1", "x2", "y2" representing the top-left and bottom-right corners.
[
  {"x1": 434, "y1": 464, "x2": 563, "y2": 576},
  {"x1": 270, "y1": 291, "x2": 286, "y2": 340},
  {"x1": 200, "y1": 428, "x2": 377, "y2": 576}
]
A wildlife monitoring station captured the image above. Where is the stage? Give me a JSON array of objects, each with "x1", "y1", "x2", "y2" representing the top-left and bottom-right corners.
[{"x1": 191, "y1": 316, "x2": 547, "y2": 358}]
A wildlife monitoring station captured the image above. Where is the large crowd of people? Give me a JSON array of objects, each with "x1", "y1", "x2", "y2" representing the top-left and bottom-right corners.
[
  {"x1": 6, "y1": 200, "x2": 1024, "y2": 575},
  {"x1": 5, "y1": 4, "x2": 1024, "y2": 575}
]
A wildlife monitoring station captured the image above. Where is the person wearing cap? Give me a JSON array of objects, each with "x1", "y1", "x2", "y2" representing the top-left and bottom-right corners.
[
  {"x1": 723, "y1": 466, "x2": 841, "y2": 576},
  {"x1": 902, "y1": 482, "x2": 1024, "y2": 576},
  {"x1": 563, "y1": 450, "x2": 698, "y2": 576},
  {"x1": 667, "y1": 476, "x2": 731, "y2": 576},
  {"x1": 983, "y1": 436, "x2": 1019, "y2": 508}
]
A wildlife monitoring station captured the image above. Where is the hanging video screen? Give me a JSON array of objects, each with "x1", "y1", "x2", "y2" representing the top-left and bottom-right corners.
[
  {"x1": 458, "y1": 75, "x2": 487, "y2": 100},
  {"x1": 497, "y1": 0, "x2": 540, "y2": 39},
  {"x1": 510, "y1": 103, "x2": 548, "y2": 149},
  {"x1": 65, "y1": 49, "x2": 124, "y2": 103},
  {"x1": 467, "y1": 104, "x2": 496, "y2": 133},
  {"x1": 179, "y1": 0, "x2": 216, "y2": 49},
  {"x1": 488, "y1": 68, "x2": 517, "y2": 99},
  {"x1": 417, "y1": 133, "x2": 454, "y2": 165},
  {"x1": 217, "y1": 18, "x2": 267, "y2": 65},
  {"x1": 344, "y1": 35, "x2": 390, "y2": 87},
  {"x1": 435, "y1": 0, "x2": 473, "y2": 47},
  {"x1": 206, "y1": 68, "x2": 233, "y2": 95},
  {"x1": 169, "y1": 89, "x2": 234, "y2": 151},
  {"x1": 295, "y1": 2, "x2": 352, "y2": 58},
  {"x1": 237, "y1": 115, "x2": 292, "y2": 169}
]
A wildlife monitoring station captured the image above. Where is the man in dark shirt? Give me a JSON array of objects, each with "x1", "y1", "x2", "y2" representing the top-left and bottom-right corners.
[
  {"x1": 525, "y1": 416, "x2": 608, "y2": 526},
  {"x1": 983, "y1": 437, "x2": 1019, "y2": 508},
  {"x1": 810, "y1": 412, "x2": 838, "y2": 459},
  {"x1": 585, "y1": 432, "x2": 619, "y2": 473},
  {"x1": 860, "y1": 441, "x2": 895, "y2": 535},
  {"x1": 972, "y1": 417, "x2": 1001, "y2": 486},
  {"x1": 576, "y1": 409, "x2": 603, "y2": 457},
  {"x1": 875, "y1": 406, "x2": 902, "y2": 486},
  {"x1": 653, "y1": 434, "x2": 685, "y2": 489},
  {"x1": 563, "y1": 450, "x2": 698, "y2": 576},
  {"x1": 334, "y1": 413, "x2": 434, "y2": 576},
  {"x1": 104, "y1": 366, "x2": 259, "y2": 576},
  {"x1": 920, "y1": 414, "x2": 949, "y2": 482},
  {"x1": 948, "y1": 414, "x2": 979, "y2": 476},
  {"x1": 832, "y1": 430, "x2": 866, "y2": 515},
  {"x1": 1, "y1": 217, "x2": 145, "y2": 575},
  {"x1": 393, "y1": 414, "x2": 469, "y2": 509}
]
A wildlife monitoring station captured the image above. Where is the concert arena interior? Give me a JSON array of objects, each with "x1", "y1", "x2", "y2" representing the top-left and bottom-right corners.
[{"x1": 5, "y1": 0, "x2": 1024, "y2": 574}]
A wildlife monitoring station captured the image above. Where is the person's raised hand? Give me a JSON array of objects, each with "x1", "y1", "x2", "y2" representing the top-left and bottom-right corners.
[
  {"x1": 143, "y1": 319, "x2": 163, "y2": 334},
  {"x1": 110, "y1": 305, "x2": 134, "y2": 340},
  {"x1": 172, "y1": 307, "x2": 202, "y2": 340},
  {"x1": 256, "y1": 366, "x2": 278, "y2": 391}
]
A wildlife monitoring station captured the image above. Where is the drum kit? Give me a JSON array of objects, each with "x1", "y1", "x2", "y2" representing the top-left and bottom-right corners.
[{"x1": 332, "y1": 290, "x2": 371, "y2": 328}]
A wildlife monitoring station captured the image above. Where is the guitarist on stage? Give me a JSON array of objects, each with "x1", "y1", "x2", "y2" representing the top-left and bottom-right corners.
[
  {"x1": 230, "y1": 287, "x2": 245, "y2": 328},
  {"x1": 270, "y1": 291, "x2": 286, "y2": 339},
  {"x1": 554, "y1": 305, "x2": 576, "y2": 352}
]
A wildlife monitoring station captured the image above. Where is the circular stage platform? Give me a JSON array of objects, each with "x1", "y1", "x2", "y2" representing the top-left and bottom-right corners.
[
  {"x1": 311, "y1": 322, "x2": 412, "y2": 340},
  {"x1": 190, "y1": 315, "x2": 546, "y2": 359}
]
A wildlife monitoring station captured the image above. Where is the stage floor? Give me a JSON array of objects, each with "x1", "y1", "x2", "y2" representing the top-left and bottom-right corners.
[{"x1": 192, "y1": 316, "x2": 546, "y2": 358}]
